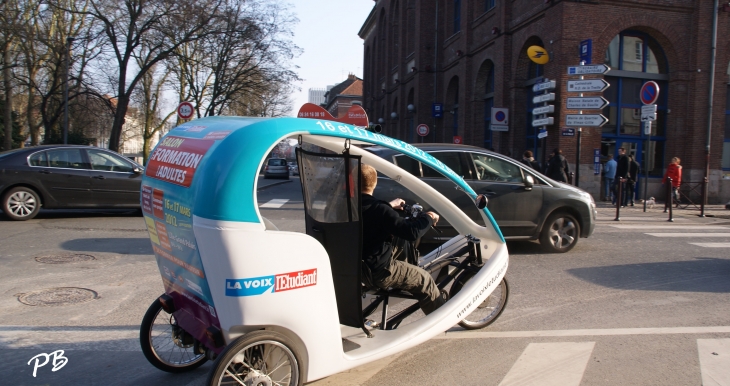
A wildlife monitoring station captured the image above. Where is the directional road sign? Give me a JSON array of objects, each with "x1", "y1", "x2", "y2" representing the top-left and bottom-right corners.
[
  {"x1": 532, "y1": 117, "x2": 554, "y2": 127},
  {"x1": 640, "y1": 81, "x2": 660, "y2": 105},
  {"x1": 532, "y1": 80, "x2": 556, "y2": 92},
  {"x1": 567, "y1": 64, "x2": 610, "y2": 75},
  {"x1": 566, "y1": 97, "x2": 609, "y2": 110},
  {"x1": 567, "y1": 79, "x2": 610, "y2": 93},
  {"x1": 565, "y1": 114, "x2": 608, "y2": 127},
  {"x1": 532, "y1": 93, "x2": 555, "y2": 104},
  {"x1": 537, "y1": 129, "x2": 548, "y2": 139},
  {"x1": 532, "y1": 105, "x2": 555, "y2": 115}
]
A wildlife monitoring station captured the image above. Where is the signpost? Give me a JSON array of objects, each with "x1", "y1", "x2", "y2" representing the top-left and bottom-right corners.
[
  {"x1": 490, "y1": 107, "x2": 509, "y2": 132},
  {"x1": 640, "y1": 81, "x2": 660, "y2": 212},
  {"x1": 530, "y1": 79, "x2": 556, "y2": 154},
  {"x1": 416, "y1": 124, "x2": 430, "y2": 137},
  {"x1": 565, "y1": 59, "x2": 611, "y2": 187},
  {"x1": 432, "y1": 103, "x2": 443, "y2": 118},
  {"x1": 177, "y1": 102, "x2": 195, "y2": 120}
]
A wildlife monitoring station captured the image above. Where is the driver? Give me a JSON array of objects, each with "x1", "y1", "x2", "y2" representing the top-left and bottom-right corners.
[{"x1": 360, "y1": 164, "x2": 448, "y2": 315}]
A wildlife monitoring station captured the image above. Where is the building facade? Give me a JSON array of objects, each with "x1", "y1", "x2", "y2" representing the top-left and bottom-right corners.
[
  {"x1": 359, "y1": 0, "x2": 730, "y2": 202},
  {"x1": 323, "y1": 74, "x2": 364, "y2": 118}
]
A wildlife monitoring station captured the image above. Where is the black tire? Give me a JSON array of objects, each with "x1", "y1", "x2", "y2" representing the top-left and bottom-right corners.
[
  {"x1": 140, "y1": 296, "x2": 207, "y2": 373},
  {"x1": 539, "y1": 212, "x2": 581, "y2": 253},
  {"x1": 450, "y1": 271, "x2": 509, "y2": 330},
  {"x1": 2, "y1": 187, "x2": 41, "y2": 221},
  {"x1": 207, "y1": 330, "x2": 304, "y2": 386}
]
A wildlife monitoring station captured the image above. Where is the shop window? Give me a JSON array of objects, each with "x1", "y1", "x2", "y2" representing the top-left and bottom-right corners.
[{"x1": 486, "y1": 0, "x2": 495, "y2": 11}]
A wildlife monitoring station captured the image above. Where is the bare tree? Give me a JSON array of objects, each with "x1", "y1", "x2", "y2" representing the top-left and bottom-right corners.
[{"x1": 133, "y1": 62, "x2": 174, "y2": 163}]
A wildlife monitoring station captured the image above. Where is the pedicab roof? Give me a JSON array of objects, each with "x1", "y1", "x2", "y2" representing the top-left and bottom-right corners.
[{"x1": 143, "y1": 116, "x2": 500, "y2": 234}]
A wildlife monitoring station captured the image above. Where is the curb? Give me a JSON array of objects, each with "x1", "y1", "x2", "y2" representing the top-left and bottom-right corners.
[{"x1": 257, "y1": 179, "x2": 293, "y2": 191}]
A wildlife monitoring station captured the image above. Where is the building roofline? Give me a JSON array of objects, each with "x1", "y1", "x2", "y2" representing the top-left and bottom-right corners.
[{"x1": 358, "y1": 3, "x2": 377, "y2": 40}]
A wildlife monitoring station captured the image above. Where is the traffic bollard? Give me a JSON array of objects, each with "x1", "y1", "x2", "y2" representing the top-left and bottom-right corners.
[
  {"x1": 664, "y1": 177, "x2": 671, "y2": 213},
  {"x1": 699, "y1": 177, "x2": 707, "y2": 217},
  {"x1": 569, "y1": 172, "x2": 575, "y2": 186},
  {"x1": 666, "y1": 177, "x2": 674, "y2": 222},
  {"x1": 614, "y1": 178, "x2": 624, "y2": 221}
]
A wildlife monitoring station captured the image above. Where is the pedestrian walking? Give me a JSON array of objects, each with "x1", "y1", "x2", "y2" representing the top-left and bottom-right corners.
[
  {"x1": 603, "y1": 154, "x2": 617, "y2": 202},
  {"x1": 615, "y1": 147, "x2": 630, "y2": 206},
  {"x1": 545, "y1": 148, "x2": 569, "y2": 183},
  {"x1": 662, "y1": 157, "x2": 682, "y2": 207},
  {"x1": 521, "y1": 150, "x2": 540, "y2": 171},
  {"x1": 627, "y1": 155, "x2": 640, "y2": 206}
]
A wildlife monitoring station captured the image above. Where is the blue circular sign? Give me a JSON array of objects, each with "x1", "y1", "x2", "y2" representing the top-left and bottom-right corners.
[
  {"x1": 495, "y1": 111, "x2": 506, "y2": 122},
  {"x1": 640, "y1": 81, "x2": 660, "y2": 105}
]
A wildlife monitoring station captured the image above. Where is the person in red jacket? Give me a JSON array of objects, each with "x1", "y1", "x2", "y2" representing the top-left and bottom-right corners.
[{"x1": 662, "y1": 157, "x2": 682, "y2": 206}]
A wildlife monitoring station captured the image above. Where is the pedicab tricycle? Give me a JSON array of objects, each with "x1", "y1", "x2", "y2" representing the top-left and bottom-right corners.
[{"x1": 138, "y1": 114, "x2": 509, "y2": 385}]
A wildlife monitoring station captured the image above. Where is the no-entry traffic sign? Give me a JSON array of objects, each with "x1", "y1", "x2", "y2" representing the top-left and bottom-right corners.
[
  {"x1": 640, "y1": 81, "x2": 660, "y2": 105},
  {"x1": 177, "y1": 102, "x2": 195, "y2": 120},
  {"x1": 453, "y1": 135, "x2": 463, "y2": 144},
  {"x1": 416, "y1": 124, "x2": 429, "y2": 137}
]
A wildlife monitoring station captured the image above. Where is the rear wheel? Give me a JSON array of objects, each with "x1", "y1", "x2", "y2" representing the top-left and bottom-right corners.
[
  {"x1": 139, "y1": 297, "x2": 207, "y2": 372},
  {"x1": 539, "y1": 212, "x2": 580, "y2": 253},
  {"x1": 207, "y1": 330, "x2": 304, "y2": 386},
  {"x1": 2, "y1": 187, "x2": 41, "y2": 221},
  {"x1": 450, "y1": 271, "x2": 509, "y2": 330}
]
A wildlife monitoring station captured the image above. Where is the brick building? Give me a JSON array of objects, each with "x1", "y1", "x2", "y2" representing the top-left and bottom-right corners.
[
  {"x1": 358, "y1": 0, "x2": 730, "y2": 202},
  {"x1": 323, "y1": 74, "x2": 364, "y2": 118}
]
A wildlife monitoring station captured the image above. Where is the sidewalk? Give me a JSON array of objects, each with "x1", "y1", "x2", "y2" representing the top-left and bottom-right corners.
[{"x1": 594, "y1": 200, "x2": 729, "y2": 223}]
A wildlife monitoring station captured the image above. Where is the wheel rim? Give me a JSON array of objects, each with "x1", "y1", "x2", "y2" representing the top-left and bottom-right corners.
[
  {"x1": 148, "y1": 307, "x2": 206, "y2": 367},
  {"x1": 7, "y1": 191, "x2": 37, "y2": 217},
  {"x1": 547, "y1": 217, "x2": 577, "y2": 250},
  {"x1": 461, "y1": 279, "x2": 507, "y2": 327},
  {"x1": 218, "y1": 340, "x2": 298, "y2": 386}
]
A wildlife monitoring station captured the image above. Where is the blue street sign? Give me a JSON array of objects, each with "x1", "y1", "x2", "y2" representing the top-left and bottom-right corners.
[
  {"x1": 432, "y1": 103, "x2": 443, "y2": 118},
  {"x1": 580, "y1": 39, "x2": 592, "y2": 64},
  {"x1": 561, "y1": 128, "x2": 575, "y2": 137}
]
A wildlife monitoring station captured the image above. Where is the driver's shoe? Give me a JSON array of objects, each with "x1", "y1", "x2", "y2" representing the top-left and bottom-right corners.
[{"x1": 422, "y1": 290, "x2": 449, "y2": 315}]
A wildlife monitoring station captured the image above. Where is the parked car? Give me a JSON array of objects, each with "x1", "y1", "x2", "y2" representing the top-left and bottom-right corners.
[
  {"x1": 263, "y1": 158, "x2": 289, "y2": 179},
  {"x1": 288, "y1": 162, "x2": 299, "y2": 176},
  {"x1": 0, "y1": 145, "x2": 144, "y2": 221},
  {"x1": 366, "y1": 143, "x2": 596, "y2": 252}
]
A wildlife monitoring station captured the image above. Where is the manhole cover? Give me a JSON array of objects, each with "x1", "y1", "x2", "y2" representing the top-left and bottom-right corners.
[
  {"x1": 35, "y1": 254, "x2": 96, "y2": 264},
  {"x1": 17, "y1": 287, "x2": 99, "y2": 306}
]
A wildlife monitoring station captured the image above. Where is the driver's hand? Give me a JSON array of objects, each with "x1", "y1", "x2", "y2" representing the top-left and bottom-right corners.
[
  {"x1": 389, "y1": 198, "x2": 405, "y2": 209},
  {"x1": 425, "y1": 211, "x2": 439, "y2": 225}
]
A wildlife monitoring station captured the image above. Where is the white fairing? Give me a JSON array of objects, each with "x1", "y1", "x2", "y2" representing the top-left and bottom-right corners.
[{"x1": 193, "y1": 135, "x2": 509, "y2": 382}]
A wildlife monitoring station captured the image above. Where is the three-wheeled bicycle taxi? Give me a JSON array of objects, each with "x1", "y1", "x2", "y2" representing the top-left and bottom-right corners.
[{"x1": 139, "y1": 114, "x2": 509, "y2": 385}]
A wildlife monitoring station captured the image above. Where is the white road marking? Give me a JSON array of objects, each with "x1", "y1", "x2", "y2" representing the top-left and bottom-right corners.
[
  {"x1": 645, "y1": 233, "x2": 730, "y2": 238},
  {"x1": 498, "y1": 342, "x2": 595, "y2": 386},
  {"x1": 596, "y1": 216, "x2": 690, "y2": 221},
  {"x1": 689, "y1": 243, "x2": 730, "y2": 248},
  {"x1": 436, "y1": 326, "x2": 730, "y2": 339},
  {"x1": 610, "y1": 225, "x2": 729, "y2": 230},
  {"x1": 259, "y1": 199, "x2": 289, "y2": 208},
  {"x1": 697, "y1": 339, "x2": 730, "y2": 386}
]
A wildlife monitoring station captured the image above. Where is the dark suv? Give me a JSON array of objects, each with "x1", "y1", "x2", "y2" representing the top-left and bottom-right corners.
[{"x1": 366, "y1": 144, "x2": 596, "y2": 253}]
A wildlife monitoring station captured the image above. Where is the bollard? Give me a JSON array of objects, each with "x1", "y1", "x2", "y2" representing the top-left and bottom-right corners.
[
  {"x1": 568, "y1": 172, "x2": 574, "y2": 185},
  {"x1": 664, "y1": 177, "x2": 671, "y2": 213},
  {"x1": 614, "y1": 177, "x2": 624, "y2": 221},
  {"x1": 699, "y1": 177, "x2": 708, "y2": 217},
  {"x1": 666, "y1": 177, "x2": 674, "y2": 222}
]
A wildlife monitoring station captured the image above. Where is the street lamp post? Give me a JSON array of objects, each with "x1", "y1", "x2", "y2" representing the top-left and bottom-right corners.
[{"x1": 63, "y1": 37, "x2": 74, "y2": 145}]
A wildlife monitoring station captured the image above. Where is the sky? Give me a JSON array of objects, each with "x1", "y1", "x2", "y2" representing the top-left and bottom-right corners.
[{"x1": 286, "y1": 0, "x2": 376, "y2": 116}]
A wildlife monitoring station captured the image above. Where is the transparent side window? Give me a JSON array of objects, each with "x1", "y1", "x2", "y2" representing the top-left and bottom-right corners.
[
  {"x1": 87, "y1": 150, "x2": 134, "y2": 172},
  {"x1": 47, "y1": 149, "x2": 89, "y2": 169},
  {"x1": 394, "y1": 155, "x2": 421, "y2": 177},
  {"x1": 29, "y1": 152, "x2": 48, "y2": 167},
  {"x1": 299, "y1": 152, "x2": 360, "y2": 223},
  {"x1": 422, "y1": 152, "x2": 463, "y2": 178},
  {"x1": 471, "y1": 153, "x2": 523, "y2": 183}
]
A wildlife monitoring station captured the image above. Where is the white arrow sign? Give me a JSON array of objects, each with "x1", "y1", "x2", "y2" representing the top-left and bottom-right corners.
[
  {"x1": 532, "y1": 93, "x2": 555, "y2": 104},
  {"x1": 567, "y1": 79, "x2": 610, "y2": 93},
  {"x1": 567, "y1": 64, "x2": 610, "y2": 75},
  {"x1": 532, "y1": 80, "x2": 556, "y2": 92},
  {"x1": 566, "y1": 97, "x2": 609, "y2": 110},
  {"x1": 532, "y1": 117, "x2": 554, "y2": 127},
  {"x1": 565, "y1": 114, "x2": 608, "y2": 127},
  {"x1": 532, "y1": 105, "x2": 555, "y2": 115}
]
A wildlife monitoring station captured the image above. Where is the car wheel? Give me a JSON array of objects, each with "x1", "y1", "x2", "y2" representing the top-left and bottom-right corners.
[
  {"x1": 539, "y1": 211, "x2": 580, "y2": 253},
  {"x1": 2, "y1": 187, "x2": 42, "y2": 221}
]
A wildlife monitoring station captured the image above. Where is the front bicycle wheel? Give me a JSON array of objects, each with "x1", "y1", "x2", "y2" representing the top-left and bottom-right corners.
[
  {"x1": 139, "y1": 296, "x2": 207, "y2": 372},
  {"x1": 207, "y1": 330, "x2": 304, "y2": 386},
  {"x1": 450, "y1": 272, "x2": 509, "y2": 330}
]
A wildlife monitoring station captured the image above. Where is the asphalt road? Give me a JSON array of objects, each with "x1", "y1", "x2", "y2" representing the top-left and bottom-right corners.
[{"x1": 1, "y1": 176, "x2": 729, "y2": 385}]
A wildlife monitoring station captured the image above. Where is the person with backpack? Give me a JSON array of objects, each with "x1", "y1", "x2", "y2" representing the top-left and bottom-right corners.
[
  {"x1": 521, "y1": 150, "x2": 540, "y2": 171},
  {"x1": 627, "y1": 155, "x2": 641, "y2": 206},
  {"x1": 545, "y1": 148, "x2": 569, "y2": 183},
  {"x1": 615, "y1": 147, "x2": 630, "y2": 206}
]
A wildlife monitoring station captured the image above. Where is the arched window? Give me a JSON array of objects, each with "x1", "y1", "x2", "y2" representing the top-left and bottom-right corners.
[
  {"x1": 453, "y1": 0, "x2": 461, "y2": 34},
  {"x1": 476, "y1": 60, "x2": 495, "y2": 149},
  {"x1": 406, "y1": 0, "x2": 415, "y2": 54},
  {"x1": 446, "y1": 76, "x2": 460, "y2": 140},
  {"x1": 486, "y1": 0, "x2": 495, "y2": 11},
  {"x1": 602, "y1": 31, "x2": 669, "y2": 177}
]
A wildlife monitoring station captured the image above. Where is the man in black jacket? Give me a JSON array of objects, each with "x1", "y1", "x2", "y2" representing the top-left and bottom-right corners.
[
  {"x1": 545, "y1": 148, "x2": 569, "y2": 182},
  {"x1": 627, "y1": 155, "x2": 641, "y2": 206},
  {"x1": 615, "y1": 147, "x2": 630, "y2": 206},
  {"x1": 361, "y1": 164, "x2": 447, "y2": 315}
]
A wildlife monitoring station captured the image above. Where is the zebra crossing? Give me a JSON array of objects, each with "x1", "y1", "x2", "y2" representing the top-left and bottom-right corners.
[{"x1": 607, "y1": 223, "x2": 730, "y2": 248}]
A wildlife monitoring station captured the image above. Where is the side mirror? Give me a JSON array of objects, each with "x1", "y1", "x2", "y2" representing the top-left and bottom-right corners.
[
  {"x1": 133, "y1": 167, "x2": 143, "y2": 174},
  {"x1": 524, "y1": 175, "x2": 534, "y2": 191},
  {"x1": 475, "y1": 194, "x2": 488, "y2": 209}
]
